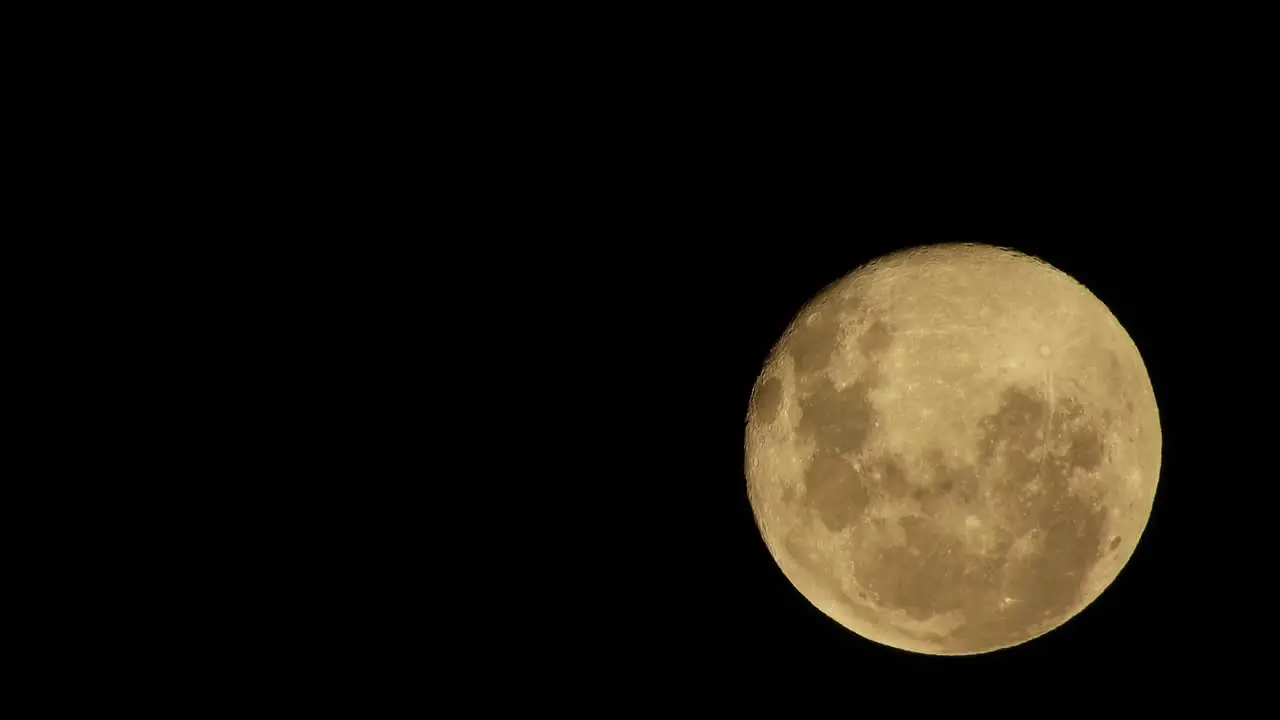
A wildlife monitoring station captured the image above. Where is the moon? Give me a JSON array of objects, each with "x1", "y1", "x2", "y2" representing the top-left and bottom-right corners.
[{"x1": 744, "y1": 243, "x2": 1161, "y2": 655}]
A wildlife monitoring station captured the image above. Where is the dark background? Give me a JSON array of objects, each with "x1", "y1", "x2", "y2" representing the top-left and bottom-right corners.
[{"x1": 14, "y1": 5, "x2": 1274, "y2": 707}]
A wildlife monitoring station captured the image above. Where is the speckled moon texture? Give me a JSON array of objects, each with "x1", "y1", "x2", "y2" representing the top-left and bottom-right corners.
[{"x1": 745, "y1": 243, "x2": 1161, "y2": 655}]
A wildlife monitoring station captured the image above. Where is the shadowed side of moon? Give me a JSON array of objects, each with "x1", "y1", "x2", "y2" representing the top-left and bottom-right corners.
[{"x1": 749, "y1": 283, "x2": 1137, "y2": 654}]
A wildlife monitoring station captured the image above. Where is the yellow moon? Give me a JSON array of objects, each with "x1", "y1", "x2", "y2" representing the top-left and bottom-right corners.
[{"x1": 744, "y1": 243, "x2": 1161, "y2": 655}]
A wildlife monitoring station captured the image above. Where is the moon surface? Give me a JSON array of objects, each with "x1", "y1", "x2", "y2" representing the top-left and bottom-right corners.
[{"x1": 745, "y1": 244, "x2": 1161, "y2": 655}]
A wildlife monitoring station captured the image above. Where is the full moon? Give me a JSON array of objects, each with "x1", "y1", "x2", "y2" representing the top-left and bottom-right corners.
[{"x1": 744, "y1": 243, "x2": 1161, "y2": 655}]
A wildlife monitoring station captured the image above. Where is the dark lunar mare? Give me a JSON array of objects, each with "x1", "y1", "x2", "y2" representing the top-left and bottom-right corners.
[{"x1": 780, "y1": 303, "x2": 1110, "y2": 651}]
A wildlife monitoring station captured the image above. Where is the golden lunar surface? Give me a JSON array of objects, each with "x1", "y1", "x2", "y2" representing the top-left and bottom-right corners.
[{"x1": 744, "y1": 243, "x2": 1161, "y2": 655}]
